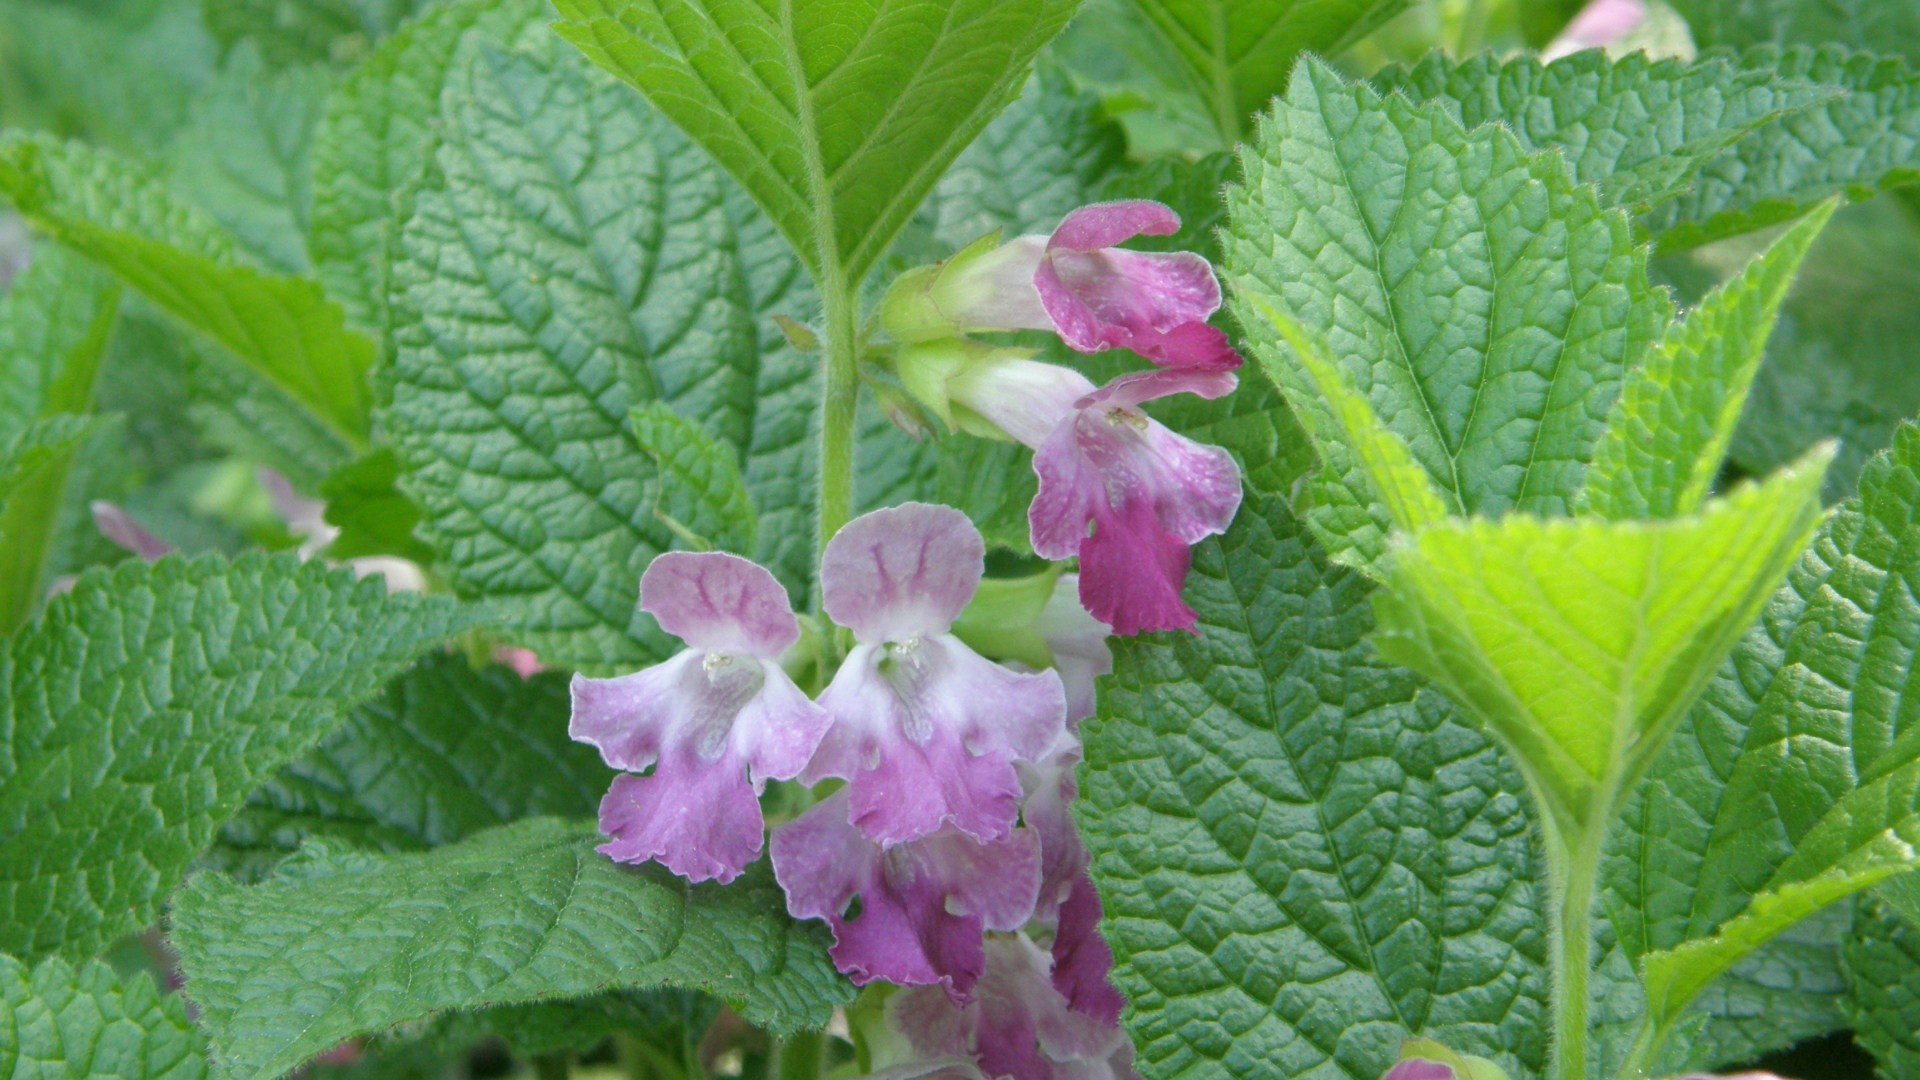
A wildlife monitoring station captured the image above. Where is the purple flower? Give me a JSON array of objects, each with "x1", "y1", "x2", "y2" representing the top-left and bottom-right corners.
[
  {"x1": 1033, "y1": 574, "x2": 1112, "y2": 723},
  {"x1": 885, "y1": 201, "x2": 1241, "y2": 371},
  {"x1": 1049, "y1": 873, "x2": 1126, "y2": 1028},
  {"x1": 1542, "y1": 0, "x2": 1647, "y2": 60},
  {"x1": 91, "y1": 503, "x2": 173, "y2": 562},
  {"x1": 805, "y1": 504, "x2": 1068, "y2": 847},
  {"x1": 570, "y1": 552, "x2": 832, "y2": 884},
  {"x1": 772, "y1": 790, "x2": 1041, "y2": 998},
  {"x1": 1029, "y1": 370, "x2": 1243, "y2": 636},
  {"x1": 1018, "y1": 732, "x2": 1090, "y2": 922},
  {"x1": 890, "y1": 934, "x2": 1139, "y2": 1080},
  {"x1": 1384, "y1": 1063, "x2": 1459, "y2": 1080}
]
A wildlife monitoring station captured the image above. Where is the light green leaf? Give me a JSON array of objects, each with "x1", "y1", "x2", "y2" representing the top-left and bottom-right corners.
[
  {"x1": 1672, "y1": 0, "x2": 1920, "y2": 64},
  {"x1": 630, "y1": 404, "x2": 757, "y2": 556},
  {"x1": 1651, "y1": 47, "x2": 1920, "y2": 249},
  {"x1": 201, "y1": 0, "x2": 437, "y2": 66},
  {"x1": 0, "y1": 954, "x2": 207, "y2": 1079},
  {"x1": 173, "y1": 818, "x2": 852, "y2": 1079},
  {"x1": 317, "y1": 447, "x2": 433, "y2": 565},
  {"x1": 1843, "y1": 900, "x2": 1920, "y2": 1077},
  {"x1": 0, "y1": 415, "x2": 96, "y2": 513},
  {"x1": 1373, "y1": 449, "x2": 1832, "y2": 837},
  {"x1": 0, "y1": 133, "x2": 373, "y2": 449},
  {"x1": 216, "y1": 655, "x2": 603, "y2": 878},
  {"x1": 551, "y1": 0, "x2": 1076, "y2": 284},
  {"x1": 1121, "y1": 0, "x2": 1415, "y2": 148},
  {"x1": 1226, "y1": 61, "x2": 1671, "y2": 567},
  {"x1": 1077, "y1": 489, "x2": 1548, "y2": 1078},
  {"x1": 306, "y1": 0, "x2": 548, "y2": 342},
  {"x1": 0, "y1": 554, "x2": 487, "y2": 962},
  {"x1": 1604, "y1": 425, "x2": 1920, "y2": 1066},
  {"x1": 1583, "y1": 199, "x2": 1836, "y2": 520},
  {"x1": 384, "y1": 32, "x2": 819, "y2": 671},
  {"x1": 168, "y1": 47, "x2": 334, "y2": 276},
  {"x1": 1372, "y1": 51, "x2": 1834, "y2": 212}
]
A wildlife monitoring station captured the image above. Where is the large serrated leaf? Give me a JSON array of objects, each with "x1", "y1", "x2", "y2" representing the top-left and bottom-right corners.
[
  {"x1": 383, "y1": 32, "x2": 818, "y2": 670},
  {"x1": 0, "y1": 554, "x2": 487, "y2": 962},
  {"x1": 1605, "y1": 425, "x2": 1920, "y2": 1070},
  {"x1": 1373, "y1": 449, "x2": 1832, "y2": 838},
  {"x1": 1227, "y1": 61, "x2": 1671, "y2": 564},
  {"x1": 201, "y1": 0, "x2": 437, "y2": 66},
  {"x1": 0, "y1": 954, "x2": 207, "y2": 1079},
  {"x1": 174, "y1": 818, "x2": 852, "y2": 1079},
  {"x1": 1372, "y1": 51, "x2": 1833, "y2": 212},
  {"x1": 0, "y1": 133, "x2": 373, "y2": 450},
  {"x1": 1673, "y1": 0, "x2": 1920, "y2": 64},
  {"x1": 1077, "y1": 490, "x2": 1548, "y2": 1079},
  {"x1": 1843, "y1": 900, "x2": 1920, "y2": 1077},
  {"x1": 551, "y1": 0, "x2": 1076, "y2": 284}
]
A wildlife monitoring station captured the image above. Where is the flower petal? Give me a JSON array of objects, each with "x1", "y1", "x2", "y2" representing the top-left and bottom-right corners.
[
  {"x1": 822, "y1": 504, "x2": 986, "y2": 642},
  {"x1": 1384, "y1": 1064, "x2": 1458, "y2": 1080},
  {"x1": 808, "y1": 636, "x2": 1066, "y2": 846},
  {"x1": 595, "y1": 748, "x2": 765, "y2": 883},
  {"x1": 1077, "y1": 495, "x2": 1197, "y2": 635},
  {"x1": 1019, "y1": 732, "x2": 1089, "y2": 919},
  {"x1": 640, "y1": 551, "x2": 801, "y2": 657},
  {"x1": 1035, "y1": 575, "x2": 1113, "y2": 724},
  {"x1": 733, "y1": 667, "x2": 834, "y2": 782},
  {"x1": 569, "y1": 657, "x2": 692, "y2": 772},
  {"x1": 1048, "y1": 201, "x2": 1182, "y2": 252},
  {"x1": 1083, "y1": 368, "x2": 1238, "y2": 412},
  {"x1": 1051, "y1": 874, "x2": 1126, "y2": 1027}
]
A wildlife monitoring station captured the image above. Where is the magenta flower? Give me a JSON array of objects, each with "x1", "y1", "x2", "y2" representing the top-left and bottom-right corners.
[
  {"x1": 1050, "y1": 873, "x2": 1126, "y2": 1027},
  {"x1": 1029, "y1": 369, "x2": 1243, "y2": 635},
  {"x1": 1384, "y1": 1064, "x2": 1459, "y2": 1080},
  {"x1": 772, "y1": 790, "x2": 1041, "y2": 998},
  {"x1": 804, "y1": 504, "x2": 1068, "y2": 847},
  {"x1": 1018, "y1": 732, "x2": 1090, "y2": 922},
  {"x1": 570, "y1": 552, "x2": 832, "y2": 884},
  {"x1": 890, "y1": 934, "x2": 1140, "y2": 1080},
  {"x1": 91, "y1": 502, "x2": 173, "y2": 562},
  {"x1": 886, "y1": 201, "x2": 1241, "y2": 371}
]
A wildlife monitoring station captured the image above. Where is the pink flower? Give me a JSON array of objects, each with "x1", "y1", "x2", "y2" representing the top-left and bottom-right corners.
[
  {"x1": 771, "y1": 789, "x2": 1041, "y2": 999},
  {"x1": 890, "y1": 934, "x2": 1140, "y2": 1080},
  {"x1": 1018, "y1": 732, "x2": 1090, "y2": 923},
  {"x1": 805, "y1": 504, "x2": 1068, "y2": 848},
  {"x1": 885, "y1": 201, "x2": 1241, "y2": 371},
  {"x1": 1028, "y1": 370, "x2": 1243, "y2": 635},
  {"x1": 91, "y1": 502, "x2": 173, "y2": 562},
  {"x1": 1384, "y1": 1064, "x2": 1459, "y2": 1080},
  {"x1": 570, "y1": 552, "x2": 832, "y2": 884},
  {"x1": 1542, "y1": 0, "x2": 1647, "y2": 60},
  {"x1": 1049, "y1": 874, "x2": 1126, "y2": 1028}
]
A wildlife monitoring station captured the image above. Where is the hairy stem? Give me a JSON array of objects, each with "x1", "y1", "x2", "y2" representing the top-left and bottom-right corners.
[
  {"x1": 816, "y1": 268, "x2": 861, "y2": 608},
  {"x1": 1550, "y1": 842, "x2": 1598, "y2": 1080}
]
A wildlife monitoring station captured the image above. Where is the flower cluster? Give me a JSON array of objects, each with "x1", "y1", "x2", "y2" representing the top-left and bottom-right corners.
[
  {"x1": 885, "y1": 201, "x2": 1245, "y2": 636},
  {"x1": 572, "y1": 505, "x2": 1133, "y2": 1078}
]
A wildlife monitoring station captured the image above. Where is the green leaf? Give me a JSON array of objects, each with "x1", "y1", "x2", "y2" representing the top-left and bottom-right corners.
[
  {"x1": 317, "y1": 448, "x2": 433, "y2": 565},
  {"x1": 0, "y1": 133, "x2": 373, "y2": 449},
  {"x1": 0, "y1": 247, "x2": 120, "y2": 634},
  {"x1": 306, "y1": 0, "x2": 548, "y2": 343},
  {"x1": 1650, "y1": 47, "x2": 1920, "y2": 249},
  {"x1": 218, "y1": 655, "x2": 604, "y2": 873},
  {"x1": 1672, "y1": 0, "x2": 1920, "y2": 64},
  {"x1": 629, "y1": 404, "x2": 757, "y2": 556},
  {"x1": 1605, "y1": 425, "x2": 1920, "y2": 1064},
  {"x1": 0, "y1": 415, "x2": 96, "y2": 513},
  {"x1": 1373, "y1": 449, "x2": 1832, "y2": 838},
  {"x1": 0, "y1": 954, "x2": 207, "y2": 1079},
  {"x1": 1843, "y1": 900, "x2": 1920, "y2": 1077},
  {"x1": 173, "y1": 818, "x2": 852, "y2": 1079},
  {"x1": 1226, "y1": 61, "x2": 1671, "y2": 569},
  {"x1": 1583, "y1": 199, "x2": 1836, "y2": 520},
  {"x1": 1119, "y1": 0, "x2": 1415, "y2": 147},
  {"x1": 551, "y1": 0, "x2": 1077, "y2": 284},
  {"x1": 167, "y1": 47, "x2": 334, "y2": 276},
  {"x1": 1372, "y1": 51, "x2": 1835, "y2": 212},
  {"x1": 0, "y1": 553, "x2": 486, "y2": 962},
  {"x1": 1077, "y1": 489, "x2": 1547, "y2": 1078},
  {"x1": 201, "y1": 0, "x2": 437, "y2": 66},
  {"x1": 384, "y1": 32, "x2": 819, "y2": 670}
]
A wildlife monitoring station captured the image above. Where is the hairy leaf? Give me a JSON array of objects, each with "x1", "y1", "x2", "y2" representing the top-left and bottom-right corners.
[
  {"x1": 174, "y1": 819, "x2": 851, "y2": 1079},
  {"x1": 0, "y1": 954, "x2": 206, "y2": 1079},
  {"x1": 630, "y1": 404, "x2": 757, "y2": 556},
  {"x1": 1077, "y1": 490, "x2": 1547, "y2": 1079},
  {"x1": 0, "y1": 554, "x2": 486, "y2": 961},
  {"x1": 552, "y1": 0, "x2": 1076, "y2": 283},
  {"x1": 1673, "y1": 0, "x2": 1920, "y2": 63},
  {"x1": 1844, "y1": 900, "x2": 1920, "y2": 1076},
  {"x1": 383, "y1": 33, "x2": 818, "y2": 670}
]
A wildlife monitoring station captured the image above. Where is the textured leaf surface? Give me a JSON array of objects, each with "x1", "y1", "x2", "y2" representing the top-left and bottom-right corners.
[
  {"x1": 317, "y1": 448, "x2": 433, "y2": 564},
  {"x1": 1226, "y1": 62, "x2": 1670, "y2": 567},
  {"x1": 218, "y1": 655, "x2": 603, "y2": 876},
  {"x1": 201, "y1": 0, "x2": 437, "y2": 65},
  {"x1": 1583, "y1": 200, "x2": 1834, "y2": 520},
  {"x1": 1077, "y1": 490, "x2": 1547, "y2": 1079},
  {"x1": 0, "y1": 954, "x2": 206, "y2": 1079},
  {"x1": 174, "y1": 818, "x2": 852, "y2": 1079},
  {"x1": 1673, "y1": 0, "x2": 1920, "y2": 63},
  {"x1": 1606, "y1": 425, "x2": 1920, "y2": 1065},
  {"x1": 384, "y1": 33, "x2": 817, "y2": 670},
  {"x1": 1650, "y1": 47, "x2": 1920, "y2": 249},
  {"x1": 1374, "y1": 451, "x2": 1831, "y2": 835},
  {"x1": 0, "y1": 416, "x2": 95, "y2": 513},
  {"x1": 1122, "y1": 0, "x2": 1414, "y2": 146},
  {"x1": 0, "y1": 554, "x2": 485, "y2": 962},
  {"x1": 630, "y1": 404, "x2": 757, "y2": 556},
  {"x1": 1844, "y1": 900, "x2": 1920, "y2": 1077},
  {"x1": 1373, "y1": 51, "x2": 1831, "y2": 211},
  {"x1": 0, "y1": 134, "x2": 372, "y2": 447},
  {"x1": 553, "y1": 0, "x2": 1076, "y2": 283}
]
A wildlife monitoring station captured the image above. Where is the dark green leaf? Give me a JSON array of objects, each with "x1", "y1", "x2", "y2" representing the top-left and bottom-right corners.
[{"x1": 0, "y1": 954, "x2": 207, "y2": 1079}]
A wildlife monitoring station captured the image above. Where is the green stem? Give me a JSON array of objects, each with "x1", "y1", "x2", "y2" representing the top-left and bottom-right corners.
[
  {"x1": 772, "y1": 1030, "x2": 825, "y2": 1080},
  {"x1": 1544, "y1": 797, "x2": 1615, "y2": 1080},
  {"x1": 815, "y1": 266, "x2": 861, "y2": 606}
]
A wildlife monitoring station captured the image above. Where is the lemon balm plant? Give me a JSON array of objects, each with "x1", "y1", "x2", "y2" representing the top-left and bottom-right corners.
[{"x1": 4, "y1": 0, "x2": 1920, "y2": 1078}]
